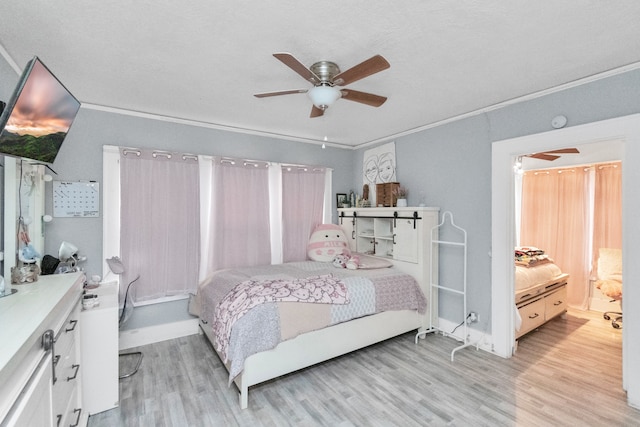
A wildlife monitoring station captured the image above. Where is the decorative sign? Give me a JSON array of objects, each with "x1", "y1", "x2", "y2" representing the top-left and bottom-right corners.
[{"x1": 53, "y1": 181, "x2": 100, "y2": 217}]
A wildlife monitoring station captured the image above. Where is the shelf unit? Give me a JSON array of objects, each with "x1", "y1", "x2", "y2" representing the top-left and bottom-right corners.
[
  {"x1": 338, "y1": 207, "x2": 440, "y2": 328},
  {"x1": 415, "y1": 211, "x2": 476, "y2": 361}
]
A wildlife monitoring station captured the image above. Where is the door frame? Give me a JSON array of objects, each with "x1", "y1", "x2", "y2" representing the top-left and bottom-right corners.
[{"x1": 491, "y1": 113, "x2": 640, "y2": 408}]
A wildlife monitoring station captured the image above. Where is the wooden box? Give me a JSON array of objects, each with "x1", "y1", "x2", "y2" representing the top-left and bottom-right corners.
[{"x1": 376, "y1": 182, "x2": 400, "y2": 207}]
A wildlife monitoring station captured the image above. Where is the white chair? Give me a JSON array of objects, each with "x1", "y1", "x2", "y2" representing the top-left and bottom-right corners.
[
  {"x1": 106, "y1": 257, "x2": 143, "y2": 378},
  {"x1": 594, "y1": 248, "x2": 623, "y2": 329}
]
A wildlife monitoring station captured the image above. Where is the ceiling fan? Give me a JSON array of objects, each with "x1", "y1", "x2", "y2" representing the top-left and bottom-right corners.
[
  {"x1": 254, "y1": 53, "x2": 390, "y2": 118},
  {"x1": 523, "y1": 148, "x2": 580, "y2": 161}
]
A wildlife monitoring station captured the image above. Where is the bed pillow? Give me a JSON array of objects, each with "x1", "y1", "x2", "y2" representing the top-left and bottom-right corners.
[
  {"x1": 307, "y1": 224, "x2": 351, "y2": 262},
  {"x1": 355, "y1": 253, "x2": 393, "y2": 269}
]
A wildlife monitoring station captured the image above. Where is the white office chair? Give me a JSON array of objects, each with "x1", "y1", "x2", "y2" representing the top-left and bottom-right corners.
[
  {"x1": 594, "y1": 248, "x2": 623, "y2": 329},
  {"x1": 107, "y1": 257, "x2": 143, "y2": 378}
]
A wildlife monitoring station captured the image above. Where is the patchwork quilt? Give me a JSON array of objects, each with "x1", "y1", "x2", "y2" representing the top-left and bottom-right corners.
[{"x1": 196, "y1": 261, "x2": 426, "y2": 383}]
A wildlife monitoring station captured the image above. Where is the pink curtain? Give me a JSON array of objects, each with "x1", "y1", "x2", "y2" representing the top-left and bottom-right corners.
[
  {"x1": 592, "y1": 162, "x2": 622, "y2": 273},
  {"x1": 521, "y1": 167, "x2": 591, "y2": 309},
  {"x1": 119, "y1": 149, "x2": 200, "y2": 303},
  {"x1": 281, "y1": 167, "x2": 326, "y2": 262},
  {"x1": 207, "y1": 159, "x2": 271, "y2": 270}
]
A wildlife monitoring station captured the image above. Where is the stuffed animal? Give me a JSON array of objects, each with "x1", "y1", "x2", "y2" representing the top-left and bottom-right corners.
[
  {"x1": 333, "y1": 253, "x2": 350, "y2": 268},
  {"x1": 307, "y1": 224, "x2": 351, "y2": 262},
  {"x1": 346, "y1": 255, "x2": 360, "y2": 270}
]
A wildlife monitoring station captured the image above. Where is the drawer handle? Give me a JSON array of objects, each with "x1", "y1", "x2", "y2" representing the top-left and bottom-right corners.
[
  {"x1": 42, "y1": 329, "x2": 57, "y2": 384},
  {"x1": 66, "y1": 319, "x2": 78, "y2": 333},
  {"x1": 70, "y1": 408, "x2": 82, "y2": 427},
  {"x1": 67, "y1": 364, "x2": 80, "y2": 381},
  {"x1": 553, "y1": 300, "x2": 563, "y2": 306},
  {"x1": 528, "y1": 313, "x2": 540, "y2": 319}
]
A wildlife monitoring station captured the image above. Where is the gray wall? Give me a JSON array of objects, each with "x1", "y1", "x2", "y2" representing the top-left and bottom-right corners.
[
  {"x1": 3, "y1": 51, "x2": 640, "y2": 334},
  {"x1": 40, "y1": 108, "x2": 353, "y2": 279},
  {"x1": 354, "y1": 69, "x2": 640, "y2": 332}
]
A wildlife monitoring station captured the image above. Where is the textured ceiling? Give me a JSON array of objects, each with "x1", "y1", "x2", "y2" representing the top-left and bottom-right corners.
[{"x1": 1, "y1": 1, "x2": 640, "y2": 149}]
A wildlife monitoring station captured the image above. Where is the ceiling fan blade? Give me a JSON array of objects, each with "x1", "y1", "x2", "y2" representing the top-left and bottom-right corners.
[
  {"x1": 340, "y1": 89, "x2": 387, "y2": 107},
  {"x1": 333, "y1": 55, "x2": 390, "y2": 86},
  {"x1": 543, "y1": 148, "x2": 580, "y2": 154},
  {"x1": 254, "y1": 89, "x2": 308, "y2": 98},
  {"x1": 273, "y1": 53, "x2": 320, "y2": 84},
  {"x1": 527, "y1": 153, "x2": 560, "y2": 161},
  {"x1": 310, "y1": 105, "x2": 325, "y2": 118}
]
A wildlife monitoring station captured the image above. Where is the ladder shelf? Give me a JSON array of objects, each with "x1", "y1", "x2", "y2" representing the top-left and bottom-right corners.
[{"x1": 415, "y1": 211, "x2": 478, "y2": 361}]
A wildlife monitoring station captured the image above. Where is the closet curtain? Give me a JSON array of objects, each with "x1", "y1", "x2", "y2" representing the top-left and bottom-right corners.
[
  {"x1": 520, "y1": 167, "x2": 591, "y2": 309},
  {"x1": 591, "y1": 162, "x2": 622, "y2": 272},
  {"x1": 119, "y1": 149, "x2": 200, "y2": 303},
  {"x1": 520, "y1": 161, "x2": 622, "y2": 310}
]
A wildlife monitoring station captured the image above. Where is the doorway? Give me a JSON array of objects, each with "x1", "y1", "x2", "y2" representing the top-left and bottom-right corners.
[{"x1": 491, "y1": 113, "x2": 640, "y2": 408}]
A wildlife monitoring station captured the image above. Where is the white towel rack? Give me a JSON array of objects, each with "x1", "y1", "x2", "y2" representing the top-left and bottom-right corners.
[{"x1": 415, "y1": 211, "x2": 476, "y2": 361}]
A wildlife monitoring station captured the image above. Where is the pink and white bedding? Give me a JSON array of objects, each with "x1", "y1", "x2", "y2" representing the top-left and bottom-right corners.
[
  {"x1": 515, "y1": 262, "x2": 563, "y2": 291},
  {"x1": 196, "y1": 260, "x2": 426, "y2": 383},
  {"x1": 515, "y1": 246, "x2": 564, "y2": 291}
]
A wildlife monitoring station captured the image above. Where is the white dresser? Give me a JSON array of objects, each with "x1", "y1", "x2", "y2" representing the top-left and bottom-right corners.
[{"x1": 0, "y1": 272, "x2": 87, "y2": 427}]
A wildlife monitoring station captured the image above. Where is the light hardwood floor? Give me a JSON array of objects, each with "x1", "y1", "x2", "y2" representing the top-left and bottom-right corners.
[{"x1": 88, "y1": 309, "x2": 639, "y2": 426}]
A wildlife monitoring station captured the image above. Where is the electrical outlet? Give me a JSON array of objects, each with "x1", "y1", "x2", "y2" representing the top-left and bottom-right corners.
[{"x1": 467, "y1": 311, "x2": 479, "y2": 324}]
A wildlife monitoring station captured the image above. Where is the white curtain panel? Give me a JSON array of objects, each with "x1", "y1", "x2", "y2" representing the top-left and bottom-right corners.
[
  {"x1": 119, "y1": 149, "x2": 200, "y2": 303},
  {"x1": 281, "y1": 167, "x2": 327, "y2": 262},
  {"x1": 205, "y1": 158, "x2": 272, "y2": 272}
]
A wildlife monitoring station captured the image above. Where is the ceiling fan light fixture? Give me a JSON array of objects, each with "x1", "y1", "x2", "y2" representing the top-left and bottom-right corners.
[{"x1": 307, "y1": 85, "x2": 341, "y2": 109}]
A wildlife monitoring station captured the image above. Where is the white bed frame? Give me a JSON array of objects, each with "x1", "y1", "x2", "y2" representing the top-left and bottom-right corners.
[
  {"x1": 199, "y1": 207, "x2": 439, "y2": 408},
  {"x1": 199, "y1": 255, "x2": 433, "y2": 409},
  {"x1": 200, "y1": 308, "x2": 428, "y2": 409}
]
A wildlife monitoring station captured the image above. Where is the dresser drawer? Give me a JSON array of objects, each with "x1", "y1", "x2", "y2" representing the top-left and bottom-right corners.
[
  {"x1": 56, "y1": 384, "x2": 81, "y2": 427},
  {"x1": 55, "y1": 305, "x2": 80, "y2": 366},
  {"x1": 545, "y1": 286, "x2": 567, "y2": 320},
  {"x1": 517, "y1": 297, "x2": 545, "y2": 337},
  {"x1": 53, "y1": 302, "x2": 82, "y2": 425}
]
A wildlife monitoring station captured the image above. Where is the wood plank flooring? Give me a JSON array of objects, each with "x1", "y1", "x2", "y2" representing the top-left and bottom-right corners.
[{"x1": 88, "y1": 309, "x2": 639, "y2": 426}]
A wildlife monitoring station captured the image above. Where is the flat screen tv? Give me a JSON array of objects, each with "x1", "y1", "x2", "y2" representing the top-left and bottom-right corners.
[{"x1": 0, "y1": 56, "x2": 80, "y2": 164}]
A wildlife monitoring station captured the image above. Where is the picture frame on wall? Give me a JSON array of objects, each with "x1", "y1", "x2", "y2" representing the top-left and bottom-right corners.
[{"x1": 336, "y1": 193, "x2": 348, "y2": 208}]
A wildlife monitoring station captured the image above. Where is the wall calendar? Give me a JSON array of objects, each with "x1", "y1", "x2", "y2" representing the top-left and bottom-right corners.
[{"x1": 53, "y1": 181, "x2": 100, "y2": 218}]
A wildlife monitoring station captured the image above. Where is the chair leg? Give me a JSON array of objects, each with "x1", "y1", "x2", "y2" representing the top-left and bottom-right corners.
[
  {"x1": 603, "y1": 311, "x2": 622, "y2": 329},
  {"x1": 612, "y1": 315, "x2": 622, "y2": 329},
  {"x1": 119, "y1": 351, "x2": 143, "y2": 379}
]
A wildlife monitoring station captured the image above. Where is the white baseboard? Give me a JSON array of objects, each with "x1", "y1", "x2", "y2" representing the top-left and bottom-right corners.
[
  {"x1": 119, "y1": 318, "x2": 200, "y2": 350},
  {"x1": 589, "y1": 296, "x2": 622, "y2": 313}
]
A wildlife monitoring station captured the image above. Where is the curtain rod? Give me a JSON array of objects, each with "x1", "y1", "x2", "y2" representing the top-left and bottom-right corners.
[
  {"x1": 525, "y1": 160, "x2": 621, "y2": 174},
  {"x1": 113, "y1": 145, "x2": 329, "y2": 170}
]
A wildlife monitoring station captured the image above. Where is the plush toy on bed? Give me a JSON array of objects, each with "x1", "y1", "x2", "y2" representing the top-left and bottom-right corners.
[
  {"x1": 307, "y1": 224, "x2": 351, "y2": 262},
  {"x1": 332, "y1": 253, "x2": 350, "y2": 268},
  {"x1": 346, "y1": 255, "x2": 360, "y2": 270},
  {"x1": 332, "y1": 253, "x2": 360, "y2": 269}
]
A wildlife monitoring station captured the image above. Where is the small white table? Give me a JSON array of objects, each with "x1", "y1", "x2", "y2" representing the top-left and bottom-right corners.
[{"x1": 80, "y1": 281, "x2": 119, "y2": 414}]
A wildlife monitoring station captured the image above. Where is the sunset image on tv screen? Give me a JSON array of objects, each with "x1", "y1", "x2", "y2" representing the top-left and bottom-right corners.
[{"x1": 0, "y1": 59, "x2": 80, "y2": 163}]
